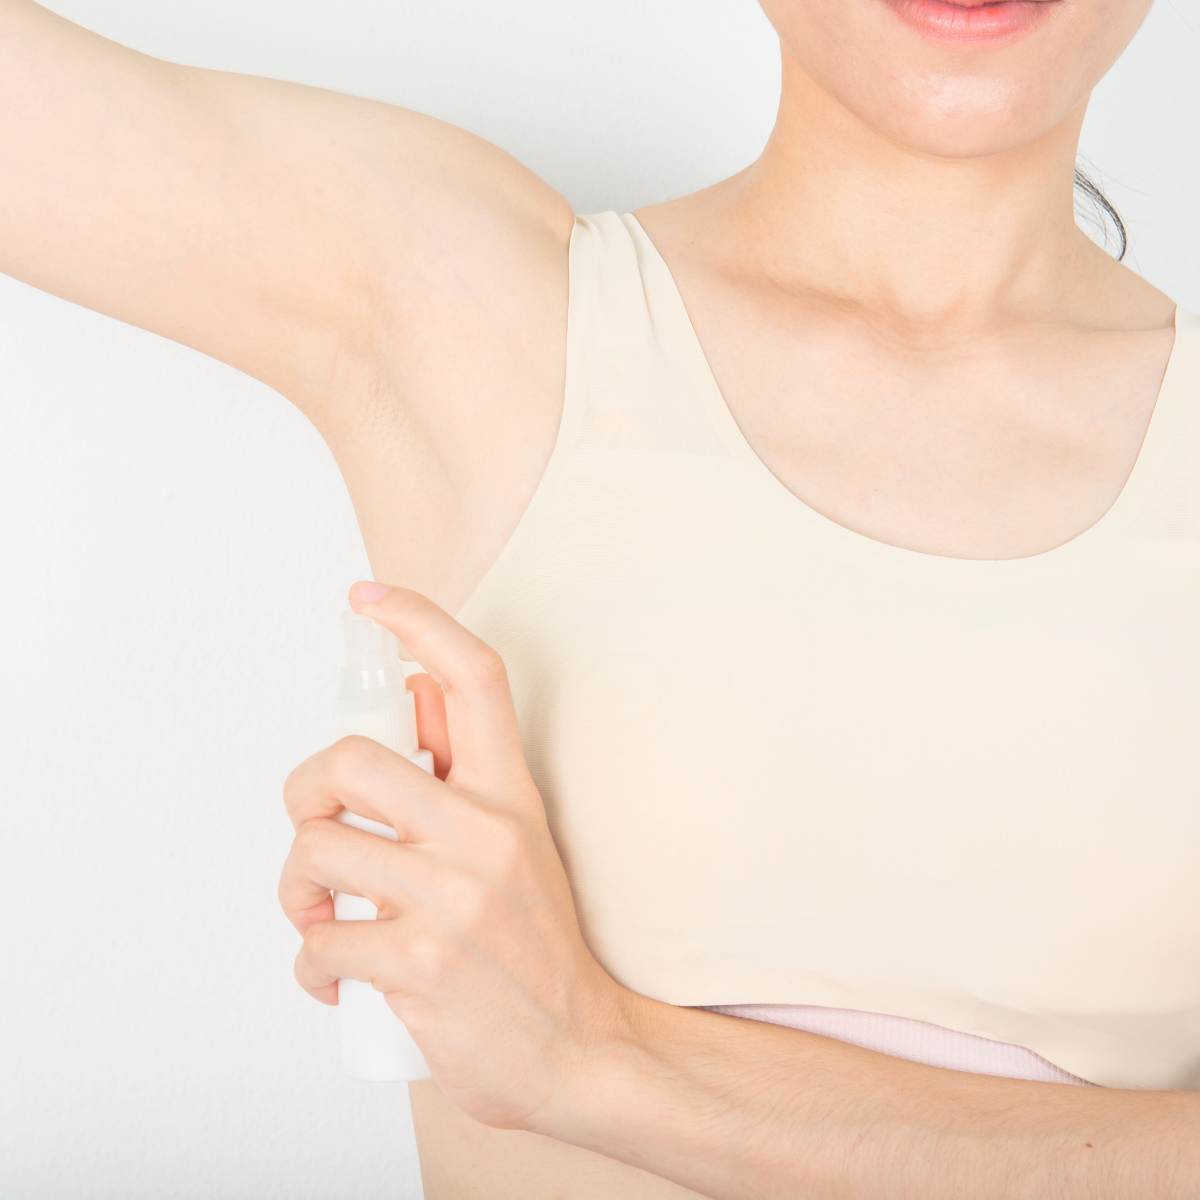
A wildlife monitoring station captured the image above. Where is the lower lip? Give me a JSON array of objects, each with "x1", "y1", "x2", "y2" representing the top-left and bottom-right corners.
[{"x1": 880, "y1": 0, "x2": 1058, "y2": 45}]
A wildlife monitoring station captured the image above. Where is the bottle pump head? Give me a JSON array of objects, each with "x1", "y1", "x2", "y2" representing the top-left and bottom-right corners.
[
  {"x1": 336, "y1": 610, "x2": 420, "y2": 756},
  {"x1": 338, "y1": 610, "x2": 415, "y2": 695}
]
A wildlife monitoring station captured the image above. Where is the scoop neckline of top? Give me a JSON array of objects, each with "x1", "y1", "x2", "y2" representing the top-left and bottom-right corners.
[{"x1": 615, "y1": 208, "x2": 1189, "y2": 575}]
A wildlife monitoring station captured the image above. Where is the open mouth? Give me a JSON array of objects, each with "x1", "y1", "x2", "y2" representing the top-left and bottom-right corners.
[{"x1": 879, "y1": 0, "x2": 1061, "y2": 44}]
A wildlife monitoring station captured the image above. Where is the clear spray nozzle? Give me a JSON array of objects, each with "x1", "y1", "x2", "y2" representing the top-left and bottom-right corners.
[
  {"x1": 339, "y1": 610, "x2": 414, "y2": 695},
  {"x1": 336, "y1": 610, "x2": 420, "y2": 756}
]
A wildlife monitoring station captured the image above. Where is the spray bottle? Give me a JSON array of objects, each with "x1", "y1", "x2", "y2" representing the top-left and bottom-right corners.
[{"x1": 331, "y1": 608, "x2": 435, "y2": 1081}]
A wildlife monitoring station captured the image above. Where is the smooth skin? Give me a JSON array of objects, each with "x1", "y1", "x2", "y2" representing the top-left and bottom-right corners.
[{"x1": 2, "y1": 0, "x2": 1187, "y2": 1195}]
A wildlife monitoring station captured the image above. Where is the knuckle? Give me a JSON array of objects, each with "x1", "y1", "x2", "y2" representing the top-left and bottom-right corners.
[
  {"x1": 281, "y1": 763, "x2": 304, "y2": 818},
  {"x1": 480, "y1": 808, "x2": 526, "y2": 872},
  {"x1": 293, "y1": 816, "x2": 334, "y2": 868},
  {"x1": 405, "y1": 932, "x2": 446, "y2": 983},
  {"x1": 440, "y1": 866, "x2": 489, "y2": 926},
  {"x1": 329, "y1": 733, "x2": 379, "y2": 777},
  {"x1": 275, "y1": 857, "x2": 292, "y2": 907},
  {"x1": 462, "y1": 643, "x2": 508, "y2": 690},
  {"x1": 301, "y1": 918, "x2": 332, "y2": 958}
]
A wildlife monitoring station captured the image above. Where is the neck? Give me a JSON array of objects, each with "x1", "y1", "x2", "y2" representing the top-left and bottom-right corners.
[{"x1": 726, "y1": 50, "x2": 1099, "y2": 334}]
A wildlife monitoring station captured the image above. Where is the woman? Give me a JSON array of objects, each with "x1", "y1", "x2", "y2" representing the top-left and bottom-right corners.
[{"x1": 7, "y1": 0, "x2": 1198, "y2": 1196}]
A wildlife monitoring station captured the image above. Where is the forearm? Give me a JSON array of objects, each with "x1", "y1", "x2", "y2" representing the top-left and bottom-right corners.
[{"x1": 532, "y1": 994, "x2": 1200, "y2": 1200}]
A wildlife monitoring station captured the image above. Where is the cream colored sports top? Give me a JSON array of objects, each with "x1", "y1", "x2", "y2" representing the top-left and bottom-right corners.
[{"x1": 454, "y1": 210, "x2": 1200, "y2": 1093}]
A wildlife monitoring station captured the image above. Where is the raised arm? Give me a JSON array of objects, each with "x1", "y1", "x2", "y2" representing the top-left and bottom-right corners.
[{"x1": 0, "y1": 0, "x2": 574, "y2": 431}]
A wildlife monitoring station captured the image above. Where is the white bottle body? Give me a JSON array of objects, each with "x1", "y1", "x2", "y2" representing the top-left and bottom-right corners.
[{"x1": 332, "y1": 611, "x2": 434, "y2": 1082}]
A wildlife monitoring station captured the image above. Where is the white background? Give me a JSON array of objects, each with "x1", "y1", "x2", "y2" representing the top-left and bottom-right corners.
[{"x1": 2, "y1": 2, "x2": 1197, "y2": 1196}]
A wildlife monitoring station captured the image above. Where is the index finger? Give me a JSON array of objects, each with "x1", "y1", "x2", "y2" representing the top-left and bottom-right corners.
[{"x1": 347, "y1": 582, "x2": 529, "y2": 793}]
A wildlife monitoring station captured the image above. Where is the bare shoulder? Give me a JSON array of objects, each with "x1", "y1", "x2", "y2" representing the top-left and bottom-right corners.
[
  {"x1": 319, "y1": 179, "x2": 577, "y2": 615},
  {"x1": 1085, "y1": 247, "x2": 1179, "y2": 331},
  {"x1": 1066, "y1": 240, "x2": 1181, "y2": 408}
]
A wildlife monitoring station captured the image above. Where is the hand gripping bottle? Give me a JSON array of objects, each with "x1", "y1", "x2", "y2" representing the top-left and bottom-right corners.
[{"x1": 331, "y1": 609, "x2": 435, "y2": 1081}]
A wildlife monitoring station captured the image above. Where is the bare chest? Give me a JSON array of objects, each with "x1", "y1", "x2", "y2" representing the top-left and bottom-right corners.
[{"x1": 673, "y1": 299, "x2": 1177, "y2": 562}]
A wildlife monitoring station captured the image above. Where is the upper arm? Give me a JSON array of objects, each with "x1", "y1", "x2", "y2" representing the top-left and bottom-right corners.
[{"x1": 0, "y1": 1, "x2": 575, "y2": 430}]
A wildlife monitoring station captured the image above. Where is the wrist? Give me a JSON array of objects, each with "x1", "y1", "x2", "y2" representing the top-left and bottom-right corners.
[{"x1": 525, "y1": 978, "x2": 661, "y2": 1143}]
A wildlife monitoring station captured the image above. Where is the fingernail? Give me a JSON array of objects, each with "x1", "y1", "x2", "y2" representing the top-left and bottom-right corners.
[{"x1": 350, "y1": 580, "x2": 391, "y2": 606}]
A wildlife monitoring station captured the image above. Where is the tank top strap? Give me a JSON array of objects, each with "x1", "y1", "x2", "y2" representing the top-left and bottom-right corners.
[
  {"x1": 555, "y1": 210, "x2": 738, "y2": 464},
  {"x1": 1139, "y1": 305, "x2": 1200, "y2": 540},
  {"x1": 558, "y1": 214, "x2": 1200, "y2": 549}
]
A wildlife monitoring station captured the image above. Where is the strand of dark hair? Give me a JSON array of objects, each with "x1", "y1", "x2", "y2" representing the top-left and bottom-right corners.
[{"x1": 1074, "y1": 166, "x2": 1127, "y2": 261}]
